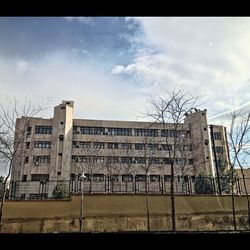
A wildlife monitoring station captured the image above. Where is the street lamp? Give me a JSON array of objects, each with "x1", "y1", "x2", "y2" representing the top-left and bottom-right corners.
[{"x1": 79, "y1": 172, "x2": 87, "y2": 233}]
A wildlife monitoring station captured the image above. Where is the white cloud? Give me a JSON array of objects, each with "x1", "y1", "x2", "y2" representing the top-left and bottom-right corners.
[
  {"x1": 114, "y1": 17, "x2": 250, "y2": 119},
  {"x1": 64, "y1": 17, "x2": 94, "y2": 25},
  {"x1": 0, "y1": 52, "x2": 146, "y2": 121}
]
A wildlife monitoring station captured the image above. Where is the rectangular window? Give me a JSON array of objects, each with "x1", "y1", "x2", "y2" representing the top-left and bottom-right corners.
[
  {"x1": 26, "y1": 142, "x2": 30, "y2": 149},
  {"x1": 22, "y1": 175, "x2": 27, "y2": 182},
  {"x1": 164, "y1": 175, "x2": 171, "y2": 182},
  {"x1": 149, "y1": 157, "x2": 160, "y2": 164},
  {"x1": 121, "y1": 157, "x2": 132, "y2": 164},
  {"x1": 27, "y1": 126, "x2": 32, "y2": 135},
  {"x1": 135, "y1": 143, "x2": 145, "y2": 150},
  {"x1": 106, "y1": 156, "x2": 119, "y2": 164},
  {"x1": 31, "y1": 174, "x2": 49, "y2": 181},
  {"x1": 35, "y1": 126, "x2": 52, "y2": 134},
  {"x1": 110, "y1": 174, "x2": 119, "y2": 182},
  {"x1": 108, "y1": 128, "x2": 132, "y2": 136},
  {"x1": 134, "y1": 157, "x2": 146, "y2": 164},
  {"x1": 150, "y1": 175, "x2": 160, "y2": 182},
  {"x1": 33, "y1": 156, "x2": 51, "y2": 163},
  {"x1": 92, "y1": 174, "x2": 104, "y2": 182},
  {"x1": 121, "y1": 143, "x2": 132, "y2": 149},
  {"x1": 163, "y1": 158, "x2": 172, "y2": 164},
  {"x1": 213, "y1": 132, "x2": 222, "y2": 140},
  {"x1": 79, "y1": 127, "x2": 105, "y2": 135},
  {"x1": 107, "y1": 143, "x2": 119, "y2": 149},
  {"x1": 93, "y1": 142, "x2": 105, "y2": 149},
  {"x1": 24, "y1": 156, "x2": 29, "y2": 164},
  {"x1": 135, "y1": 129, "x2": 158, "y2": 137},
  {"x1": 73, "y1": 141, "x2": 91, "y2": 149},
  {"x1": 214, "y1": 146, "x2": 224, "y2": 154},
  {"x1": 135, "y1": 174, "x2": 146, "y2": 182},
  {"x1": 148, "y1": 144, "x2": 158, "y2": 150},
  {"x1": 161, "y1": 144, "x2": 172, "y2": 151},
  {"x1": 34, "y1": 141, "x2": 51, "y2": 148},
  {"x1": 122, "y1": 174, "x2": 133, "y2": 182},
  {"x1": 161, "y1": 130, "x2": 177, "y2": 138},
  {"x1": 188, "y1": 158, "x2": 194, "y2": 165}
]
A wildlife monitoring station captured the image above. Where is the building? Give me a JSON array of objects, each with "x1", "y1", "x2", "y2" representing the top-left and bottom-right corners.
[{"x1": 10, "y1": 101, "x2": 230, "y2": 198}]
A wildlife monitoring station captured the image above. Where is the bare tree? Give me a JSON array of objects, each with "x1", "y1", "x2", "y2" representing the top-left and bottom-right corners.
[
  {"x1": 72, "y1": 140, "x2": 104, "y2": 193},
  {"x1": 146, "y1": 88, "x2": 198, "y2": 232},
  {"x1": 228, "y1": 111, "x2": 250, "y2": 229},
  {"x1": 0, "y1": 100, "x2": 45, "y2": 232}
]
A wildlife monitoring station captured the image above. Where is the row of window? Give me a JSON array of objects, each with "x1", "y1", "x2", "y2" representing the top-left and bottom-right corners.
[
  {"x1": 70, "y1": 173, "x2": 196, "y2": 183},
  {"x1": 71, "y1": 155, "x2": 194, "y2": 165},
  {"x1": 73, "y1": 126, "x2": 191, "y2": 138},
  {"x1": 30, "y1": 125, "x2": 222, "y2": 141},
  {"x1": 23, "y1": 173, "x2": 196, "y2": 182},
  {"x1": 72, "y1": 141, "x2": 193, "y2": 151},
  {"x1": 25, "y1": 156, "x2": 51, "y2": 164}
]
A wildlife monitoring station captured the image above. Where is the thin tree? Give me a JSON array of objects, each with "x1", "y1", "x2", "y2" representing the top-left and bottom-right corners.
[
  {"x1": 73, "y1": 141, "x2": 104, "y2": 193},
  {"x1": 228, "y1": 111, "x2": 250, "y2": 229},
  {"x1": 0, "y1": 100, "x2": 45, "y2": 232},
  {"x1": 146, "y1": 88, "x2": 198, "y2": 232}
]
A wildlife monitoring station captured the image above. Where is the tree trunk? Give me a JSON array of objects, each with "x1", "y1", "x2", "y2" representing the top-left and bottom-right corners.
[
  {"x1": 170, "y1": 162, "x2": 176, "y2": 232},
  {"x1": 239, "y1": 167, "x2": 250, "y2": 229},
  {"x1": 231, "y1": 170, "x2": 237, "y2": 230},
  {"x1": 0, "y1": 179, "x2": 8, "y2": 232}
]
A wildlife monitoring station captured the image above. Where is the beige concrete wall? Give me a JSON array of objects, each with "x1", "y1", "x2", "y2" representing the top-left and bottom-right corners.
[{"x1": 1, "y1": 195, "x2": 250, "y2": 233}]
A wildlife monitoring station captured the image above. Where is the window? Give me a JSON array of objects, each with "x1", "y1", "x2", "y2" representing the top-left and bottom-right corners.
[
  {"x1": 149, "y1": 157, "x2": 160, "y2": 164},
  {"x1": 136, "y1": 174, "x2": 146, "y2": 182},
  {"x1": 121, "y1": 157, "x2": 132, "y2": 164},
  {"x1": 148, "y1": 144, "x2": 158, "y2": 150},
  {"x1": 93, "y1": 142, "x2": 104, "y2": 149},
  {"x1": 61, "y1": 106, "x2": 65, "y2": 109},
  {"x1": 33, "y1": 156, "x2": 51, "y2": 163},
  {"x1": 60, "y1": 122, "x2": 64, "y2": 125},
  {"x1": 35, "y1": 126, "x2": 52, "y2": 134},
  {"x1": 161, "y1": 144, "x2": 172, "y2": 151},
  {"x1": 110, "y1": 175, "x2": 119, "y2": 182},
  {"x1": 135, "y1": 129, "x2": 158, "y2": 137},
  {"x1": 31, "y1": 174, "x2": 49, "y2": 181},
  {"x1": 134, "y1": 157, "x2": 146, "y2": 164},
  {"x1": 24, "y1": 156, "x2": 29, "y2": 164},
  {"x1": 79, "y1": 127, "x2": 105, "y2": 135},
  {"x1": 188, "y1": 159, "x2": 194, "y2": 165},
  {"x1": 161, "y1": 130, "x2": 177, "y2": 138},
  {"x1": 70, "y1": 173, "x2": 75, "y2": 181},
  {"x1": 22, "y1": 175, "x2": 27, "y2": 182},
  {"x1": 108, "y1": 128, "x2": 132, "y2": 136},
  {"x1": 163, "y1": 158, "x2": 172, "y2": 164},
  {"x1": 106, "y1": 156, "x2": 119, "y2": 164},
  {"x1": 29, "y1": 193, "x2": 48, "y2": 199},
  {"x1": 213, "y1": 132, "x2": 222, "y2": 140},
  {"x1": 59, "y1": 135, "x2": 64, "y2": 141},
  {"x1": 73, "y1": 141, "x2": 91, "y2": 149},
  {"x1": 57, "y1": 172, "x2": 61, "y2": 176},
  {"x1": 121, "y1": 143, "x2": 132, "y2": 149},
  {"x1": 135, "y1": 143, "x2": 145, "y2": 150},
  {"x1": 164, "y1": 175, "x2": 171, "y2": 182},
  {"x1": 214, "y1": 146, "x2": 223, "y2": 154},
  {"x1": 34, "y1": 141, "x2": 51, "y2": 148},
  {"x1": 58, "y1": 153, "x2": 62, "y2": 156},
  {"x1": 107, "y1": 143, "x2": 119, "y2": 149},
  {"x1": 27, "y1": 126, "x2": 32, "y2": 135},
  {"x1": 92, "y1": 174, "x2": 104, "y2": 182},
  {"x1": 122, "y1": 174, "x2": 133, "y2": 182},
  {"x1": 150, "y1": 175, "x2": 160, "y2": 182},
  {"x1": 26, "y1": 142, "x2": 30, "y2": 149}
]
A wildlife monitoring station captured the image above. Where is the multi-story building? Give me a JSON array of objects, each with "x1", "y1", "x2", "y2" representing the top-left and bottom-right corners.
[{"x1": 10, "y1": 101, "x2": 230, "y2": 198}]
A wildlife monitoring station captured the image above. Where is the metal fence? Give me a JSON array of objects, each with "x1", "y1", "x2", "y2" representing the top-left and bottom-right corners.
[{"x1": 6, "y1": 175, "x2": 250, "y2": 200}]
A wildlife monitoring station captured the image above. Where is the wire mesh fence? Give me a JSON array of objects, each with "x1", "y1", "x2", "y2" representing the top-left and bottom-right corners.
[{"x1": 5, "y1": 175, "x2": 250, "y2": 200}]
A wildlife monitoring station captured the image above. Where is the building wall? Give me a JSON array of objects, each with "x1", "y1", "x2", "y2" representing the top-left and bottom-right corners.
[
  {"x1": 1, "y1": 195, "x2": 249, "y2": 232},
  {"x1": 11, "y1": 101, "x2": 229, "y2": 185}
]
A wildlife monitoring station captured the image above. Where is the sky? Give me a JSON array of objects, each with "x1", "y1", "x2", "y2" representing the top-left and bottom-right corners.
[{"x1": 1, "y1": 17, "x2": 250, "y2": 124}]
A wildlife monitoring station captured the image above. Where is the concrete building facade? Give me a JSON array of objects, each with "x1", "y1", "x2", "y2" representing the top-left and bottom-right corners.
[{"x1": 11, "y1": 101, "x2": 229, "y2": 185}]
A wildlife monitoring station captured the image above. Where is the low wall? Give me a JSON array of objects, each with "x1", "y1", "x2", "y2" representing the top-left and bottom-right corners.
[{"x1": 1, "y1": 195, "x2": 250, "y2": 233}]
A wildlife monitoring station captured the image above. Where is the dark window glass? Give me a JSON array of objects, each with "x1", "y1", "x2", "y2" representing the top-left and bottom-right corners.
[
  {"x1": 108, "y1": 128, "x2": 132, "y2": 136},
  {"x1": 213, "y1": 132, "x2": 222, "y2": 140},
  {"x1": 34, "y1": 141, "x2": 51, "y2": 148},
  {"x1": 150, "y1": 175, "x2": 160, "y2": 182},
  {"x1": 122, "y1": 174, "x2": 133, "y2": 182},
  {"x1": 22, "y1": 175, "x2": 27, "y2": 182},
  {"x1": 33, "y1": 156, "x2": 51, "y2": 163},
  {"x1": 35, "y1": 126, "x2": 52, "y2": 134},
  {"x1": 136, "y1": 174, "x2": 146, "y2": 182},
  {"x1": 31, "y1": 174, "x2": 49, "y2": 181}
]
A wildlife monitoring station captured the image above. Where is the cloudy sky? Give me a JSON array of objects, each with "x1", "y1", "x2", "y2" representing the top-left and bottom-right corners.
[{"x1": 1, "y1": 17, "x2": 250, "y2": 124}]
